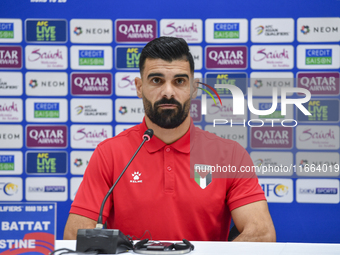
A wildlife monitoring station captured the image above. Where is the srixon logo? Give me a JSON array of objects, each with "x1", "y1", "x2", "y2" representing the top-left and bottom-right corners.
[{"x1": 26, "y1": 125, "x2": 67, "y2": 148}]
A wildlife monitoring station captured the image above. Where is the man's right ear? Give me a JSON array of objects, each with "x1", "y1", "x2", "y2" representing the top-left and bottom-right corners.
[{"x1": 135, "y1": 77, "x2": 143, "y2": 98}]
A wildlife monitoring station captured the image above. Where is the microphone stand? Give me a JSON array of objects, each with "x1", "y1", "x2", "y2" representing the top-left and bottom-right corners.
[{"x1": 76, "y1": 130, "x2": 153, "y2": 254}]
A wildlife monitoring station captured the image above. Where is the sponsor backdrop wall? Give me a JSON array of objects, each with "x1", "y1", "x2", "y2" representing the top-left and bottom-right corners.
[{"x1": 0, "y1": 0, "x2": 340, "y2": 242}]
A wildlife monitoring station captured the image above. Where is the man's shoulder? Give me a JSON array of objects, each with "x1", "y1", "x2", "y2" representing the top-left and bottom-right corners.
[{"x1": 98, "y1": 124, "x2": 142, "y2": 148}]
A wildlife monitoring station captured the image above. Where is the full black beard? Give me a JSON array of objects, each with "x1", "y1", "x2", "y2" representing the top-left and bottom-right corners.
[{"x1": 143, "y1": 95, "x2": 191, "y2": 129}]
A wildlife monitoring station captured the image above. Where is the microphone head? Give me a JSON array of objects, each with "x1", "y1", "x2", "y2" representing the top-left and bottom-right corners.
[{"x1": 143, "y1": 129, "x2": 153, "y2": 141}]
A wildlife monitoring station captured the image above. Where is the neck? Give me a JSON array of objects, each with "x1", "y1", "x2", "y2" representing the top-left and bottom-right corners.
[{"x1": 144, "y1": 115, "x2": 191, "y2": 144}]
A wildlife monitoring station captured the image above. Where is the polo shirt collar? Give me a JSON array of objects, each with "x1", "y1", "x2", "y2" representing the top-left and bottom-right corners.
[{"x1": 139, "y1": 118, "x2": 193, "y2": 154}]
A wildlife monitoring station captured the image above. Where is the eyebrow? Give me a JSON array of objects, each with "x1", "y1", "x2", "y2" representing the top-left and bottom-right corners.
[
  {"x1": 174, "y1": 74, "x2": 189, "y2": 79},
  {"x1": 146, "y1": 73, "x2": 190, "y2": 80},
  {"x1": 147, "y1": 73, "x2": 164, "y2": 79}
]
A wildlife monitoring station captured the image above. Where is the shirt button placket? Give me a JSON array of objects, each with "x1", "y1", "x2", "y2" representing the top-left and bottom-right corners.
[{"x1": 164, "y1": 146, "x2": 174, "y2": 193}]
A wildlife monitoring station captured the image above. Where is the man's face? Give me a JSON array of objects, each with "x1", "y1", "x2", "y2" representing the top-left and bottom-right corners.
[{"x1": 135, "y1": 58, "x2": 196, "y2": 129}]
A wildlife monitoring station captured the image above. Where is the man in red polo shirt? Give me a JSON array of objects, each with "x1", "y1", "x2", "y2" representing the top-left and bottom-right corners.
[{"x1": 64, "y1": 37, "x2": 276, "y2": 242}]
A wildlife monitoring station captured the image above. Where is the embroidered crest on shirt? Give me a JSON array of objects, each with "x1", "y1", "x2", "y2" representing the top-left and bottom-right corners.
[
  {"x1": 130, "y1": 171, "x2": 142, "y2": 183},
  {"x1": 194, "y1": 164, "x2": 212, "y2": 189}
]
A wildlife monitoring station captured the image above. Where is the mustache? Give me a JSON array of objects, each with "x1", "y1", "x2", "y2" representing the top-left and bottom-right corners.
[{"x1": 154, "y1": 98, "x2": 182, "y2": 108}]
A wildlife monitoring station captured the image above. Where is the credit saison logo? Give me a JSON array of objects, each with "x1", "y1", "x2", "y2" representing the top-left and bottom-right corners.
[
  {"x1": 305, "y1": 49, "x2": 332, "y2": 65},
  {"x1": 258, "y1": 103, "x2": 283, "y2": 119},
  {"x1": 0, "y1": 155, "x2": 14, "y2": 171},
  {"x1": 79, "y1": 50, "x2": 104, "y2": 66},
  {"x1": 0, "y1": 22, "x2": 14, "y2": 39},
  {"x1": 34, "y1": 102, "x2": 59, "y2": 118},
  {"x1": 26, "y1": 20, "x2": 67, "y2": 42},
  {"x1": 26, "y1": 152, "x2": 67, "y2": 174},
  {"x1": 116, "y1": 47, "x2": 142, "y2": 69},
  {"x1": 214, "y1": 23, "x2": 239, "y2": 39}
]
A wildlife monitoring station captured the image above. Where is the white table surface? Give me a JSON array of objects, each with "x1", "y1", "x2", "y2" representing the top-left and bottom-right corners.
[{"x1": 55, "y1": 240, "x2": 340, "y2": 255}]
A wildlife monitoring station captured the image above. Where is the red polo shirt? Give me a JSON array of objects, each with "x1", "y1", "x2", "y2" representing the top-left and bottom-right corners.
[{"x1": 70, "y1": 118, "x2": 265, "y2": 241}]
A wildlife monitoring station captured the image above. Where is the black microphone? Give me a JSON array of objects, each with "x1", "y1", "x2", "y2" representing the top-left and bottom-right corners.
[{"x1": 76, "y1": 129, "x2": 154, "y2": 254}]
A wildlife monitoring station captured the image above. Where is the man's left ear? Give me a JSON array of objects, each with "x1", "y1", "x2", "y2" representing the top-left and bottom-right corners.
[
  {"x1": 191, "y1": 78, "x2": 199, "y2": 99},
  {"x1": 135, "y1": 77, "x2": 143, "y2": 98}
]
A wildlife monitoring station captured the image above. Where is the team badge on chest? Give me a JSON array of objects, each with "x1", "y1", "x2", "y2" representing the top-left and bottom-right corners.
[{"x1": 194, "y1": 164, "x2": 212, "y2": 189}]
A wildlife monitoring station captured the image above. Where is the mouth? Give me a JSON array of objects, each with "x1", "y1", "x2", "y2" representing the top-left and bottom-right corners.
[{"x1": 158, "y1": 104, "x2": 178, "y2": 109}]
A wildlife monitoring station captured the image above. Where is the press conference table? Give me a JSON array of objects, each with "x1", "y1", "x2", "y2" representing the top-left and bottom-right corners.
[{"x1": 55, "y1": 240, "x2": 340, "y2": 255}]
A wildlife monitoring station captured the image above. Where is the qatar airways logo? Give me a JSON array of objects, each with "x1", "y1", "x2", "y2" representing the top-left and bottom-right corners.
[
  {"x1": 26, "y1": 125, "x2": 67, "y2": 148},
  {"x1": 251, "y1": 45, "x2": 294, "y2": 70},
  {"x1": 251, "y1": 127, "x2": 293, "y2": 149},
  {"x1": 25, "y1": 46, "x2": 67, "y2": 70},
  {"x1": 71, "y1": 125, "x2": 112, "y2": 149},
  {"x1": 116, "y1": 20, "x2": 157, "y2": 43},
  {"x1": 206, "y1": 46, "x2": 247, "y2": 69}
]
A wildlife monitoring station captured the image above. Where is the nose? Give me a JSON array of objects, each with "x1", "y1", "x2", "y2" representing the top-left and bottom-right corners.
[{"x1": 161, "y1": 81, "x2": 175, "y2": 99}]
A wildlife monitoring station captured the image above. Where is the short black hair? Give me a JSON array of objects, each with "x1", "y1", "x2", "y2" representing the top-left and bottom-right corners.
[{"x1": 139, "y1": 36, "x2": 194, "y2": 74}]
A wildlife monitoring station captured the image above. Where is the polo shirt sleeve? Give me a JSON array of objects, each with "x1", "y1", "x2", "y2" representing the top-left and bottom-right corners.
[
  {"x1": 226, "y1": 142, "x2": 266, "y2": 211},
  {"x1": 69, "y1": 144, "x2": 114, "y2": 222}
]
